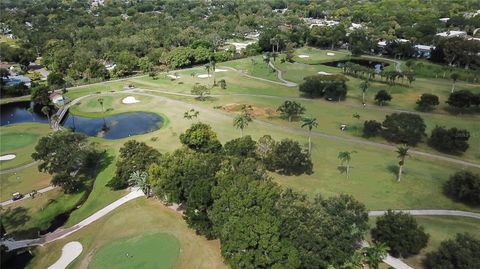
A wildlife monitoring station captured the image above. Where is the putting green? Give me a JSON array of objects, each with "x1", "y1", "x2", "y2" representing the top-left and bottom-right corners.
[
  {"x1": 88, "y1": 233, "x2": 180, "y2": 269},
  {"x1": 0, "y1": 132, "x2": 39, "y2": 153}
]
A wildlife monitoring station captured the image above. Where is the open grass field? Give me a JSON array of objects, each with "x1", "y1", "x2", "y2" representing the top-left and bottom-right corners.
[
  {"x1": 0, "y1": 123, "x2": 51, "y2": 170},
  {"x1": 1, "y1": 165, "x2": 51, "y2": 200},
  {"x1": 368, "y1": 216, "x2": 480, "y2": 269},
  {"x1": 2, "y1": 188, "x2": 84, "y2": 236},
  {"x1": 88, "y1": 233, "x2": 180, "y2": 269},
  {"x1": 27, "y1": 198, "x2": 227, "y2": 269}
]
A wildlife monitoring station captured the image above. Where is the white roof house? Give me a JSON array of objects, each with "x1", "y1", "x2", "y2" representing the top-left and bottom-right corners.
[
  {"x1": 439, "y1": 18, "x2": 450, "y2": 23},
  {"x1": 436, "y1": 31, "x2": 467, "y2": 38},
  {"x1": 349, "y1": 23, "x2": 362, "y2": 30},
  {"x1": 304, "y1": 18, "x2": 340, "y2": 28},
  {"x1": 414, "y1": 44, "x2": 435, "y2": 51},
  {"x1": 225, "y1": 41, "x2": 256, "y2": 52}
]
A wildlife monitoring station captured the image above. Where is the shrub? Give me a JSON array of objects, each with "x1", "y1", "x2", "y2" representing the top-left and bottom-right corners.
[
  {"x1": 428, "y1": 126, "x2": 470, "y2": 154},
  {"x1": 363, "y1": 120, "x2": 382, "y2": 137},
  {"x1": 382, "y1": 113, "x2": 426, "y2": 146},
  {"x1": 371, "y1": 210, "x2": 429, "y2": 257},
  {"x1": 444, "y1": 171, "x2": 480, "y2": 206},
  {"x1": 424, "y1": 233, "x2": 480, "y2": 269},
  {"x1": 416, "y1": 93, "x2": 439, "y2": 111},
  {"x1": 374, "y1": 90, "x2": 392, "y2": 106},
  {"x1": 299, "y1": 74, "x2": 348, "y2": 101}
]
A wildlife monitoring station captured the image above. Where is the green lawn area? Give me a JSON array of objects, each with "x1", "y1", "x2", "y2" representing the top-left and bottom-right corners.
[
  {"x1": 27, "y1": 199, "x2": 227, "y2": 269},
  {"x1": 2, "y1": 188, "x2": 84, "y2": 238},
  {"x1": 88, "y1": 233, "x2": 180, "y2": 269},
  {"x1": 222, "y1": 55, "x2": 280, "y2": 82},
  {"x1": 368, "y1": 216, "x2": 480, "y2": 269},
  {"x1": 1, "y1": 165, "x2": 51, "y2": 200},
  {"x1": 0, "y1": 123, "x2": 51, "y2": 170}
]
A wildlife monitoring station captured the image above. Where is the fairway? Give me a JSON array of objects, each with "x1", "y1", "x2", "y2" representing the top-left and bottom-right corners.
[{"x1": 88, "y1": 233, "x2": 180, "y2": 269}]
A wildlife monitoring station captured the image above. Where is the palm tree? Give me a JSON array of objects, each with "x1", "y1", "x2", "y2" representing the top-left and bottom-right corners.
[
  {"x1": 210, "y1": 59, "x2": 216, "y2": 85},
  {"x1": 301, "y1": 117, "x2": 318, "y2": 155},
  {"x1": 97, "y1": 98, "x2": 107, "y2": 130},
  {"x1": 396, "y1": 145, "x2": 410, "y2": 182},
  {"x1": 183, "y1": 109, "x2": 200, "y2": 120},
  {"x1": 233, "y1": 106, "x2": 253, "y2": 137},
  {"x1": 205, "y1": 63, "x2": 211, "y2": 81},
  {"x1": 128, "y1": 170, "x2": 149, "y2": 194},
  {"x1": 41, "y1": 106, "x2": 51, "y2": 124},
  {"x1": 359, "y1": 80, "x2": 369, "y2": 106},
  {"x1": 364, "y1": 242, "x2": 389, "y2": 269},
  {"x1": 450, "y1": 73, "x2": 459, "y2": 93},
  {"x1": 338, "y1": 151, "x2": 356, "y2": 179}
]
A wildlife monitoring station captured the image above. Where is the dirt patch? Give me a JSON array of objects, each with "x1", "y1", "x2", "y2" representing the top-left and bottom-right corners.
[{"x1": 221, "y1": 103, "x2": 277, "y2": 118}]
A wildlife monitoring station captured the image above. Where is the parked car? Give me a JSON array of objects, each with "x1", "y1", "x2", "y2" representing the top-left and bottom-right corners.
[{"x1": 12, "y1": 192, "x2": 23, "y2": 201}]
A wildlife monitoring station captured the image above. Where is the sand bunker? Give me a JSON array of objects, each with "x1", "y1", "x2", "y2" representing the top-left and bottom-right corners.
[
  {"x1": 318, "y1": 72, "x2": 332, "y2": 75},
  {"x1": 48, "y1": 241, "x2": 83, "y2": 269},
  {"x1": 0, "y1": 154, "x2": 16, "y2": 161},
  {"x1": 298, "y1": 54, "x2": 310, "y2": 58},
  {"x1": 327, "y1": 52, "x2": 335, "y2": 56},
  {"x1": 122, "y1": 96, "x2": 140, "y2": 104},
  {"x1": 215, "y1": 69, "x2": 228, "y2": 72},
  {"x1": 197, "y1": 74, "x2": 212, "y2": 78},
  {"x1": 167, "y1": 74, "x2": 180, "y2": 79},
  {"x1": 221, "y1": 103, "x2": 277, "y2": 118}
]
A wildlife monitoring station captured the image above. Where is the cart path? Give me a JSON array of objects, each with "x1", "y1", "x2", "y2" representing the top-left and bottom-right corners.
[
  {"x1": 0, "y1": 185, "x2": 57, "y2": 206},
  {"x1": 0, "y1": 161, "x2": 39, "y2": 175}
]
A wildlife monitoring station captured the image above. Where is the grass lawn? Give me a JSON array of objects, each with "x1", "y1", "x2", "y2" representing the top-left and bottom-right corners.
[
  {"x1": 88, "y1": 233, "x2": 180, "y2": 269},
  {"x1": 1, "y1": 165, "x2": 51, "y2": 200},
  {"x1": 222, "y1": 55, "x2": 280, "y2": 82},
  {"x1": 2, "y1": 188, "x2": 84, "y2": 238},
  {"x1": 368, "y1": 216, "x2": 480, "y2": 269},
  {"x1": 0, "y1": 123, "x2": 51, "y2": 170},
  {"x1": 27, "y1": 198, "x2": 227, "y2": 269}
]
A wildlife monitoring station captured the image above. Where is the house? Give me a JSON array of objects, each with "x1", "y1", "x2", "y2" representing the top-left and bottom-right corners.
[
  {"x1": 225, "y1": 41, "x2": 256, "y2": 52},
  {"x1": 272, "y1": 8, "x2": 288, "y2": 14},
  {"x1": 349, "y1": 23, "x2": 362, "y2": 31},
  {"x1": 439, "y1": 18, "x2": 450, "y2": 23},
  {"x1": 414, "y1": 45, "x2": 435, "y2": 58},
  {"x1": 5, "y1": 75, "x2": 31, "y2": 87},
  {"x1": 50, "y1": 93, "x2": 65, "y2": 106},
  {"x1": 303, "y1": 18, "x2": 340, "y2": 28},
  {"x1": 436, "y1": 31, "x2": 467, "y2": 38},
  {"x1": 102, "y1": 61, "x2": 116, "y2": 71}
]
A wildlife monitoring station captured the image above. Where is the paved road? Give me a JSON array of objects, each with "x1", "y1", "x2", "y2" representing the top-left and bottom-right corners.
[
  {"x1": 0, "y1": 185, "x2": 57, "y2": 206},
  {"x1": 1, "y1": 188, "x2": 144, "y2": 251},
  {"x1": 369, "y1": 209, "x2": 480, "y2": 220},
  {"x1": 0, "y1": 161, "x2": 39, "y2": 175}
]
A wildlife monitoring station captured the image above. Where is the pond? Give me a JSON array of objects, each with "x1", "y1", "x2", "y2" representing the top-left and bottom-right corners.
[
  {"x1": 321, "y1": 59, "x2": 390, "y2": 71},
  {"x1": 0, "y1": 101, "x2": 49, "y2": 126},
  {"x1": 61, "y1": 111, "x2": 164, "y2": 139},
  {"x1": 0, "y1": 102, "x2": 164, "y2": 139}
]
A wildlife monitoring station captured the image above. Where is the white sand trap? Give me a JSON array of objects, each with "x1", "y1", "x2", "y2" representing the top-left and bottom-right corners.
[
  {"x1": 0, "y1": 154, "x2": 16, "y2": 161},
  {"x1": 215, "y1": 68, "x2": 228, "y2": 72},
  {"x1": 298, "y1": 54, "x2": 310, "y2": 58},
  {"x1": 167, "y1": 74, "x2": 180, "y2": 79},
  {"x1": 318, "y1": 72, "x2": 332, "y2": 75},
  {"x1": 327, "y1": 52, "x2": 335, "y2": 56},
  {"x1": 197, "y1": 74, "x2": 212, "y2": 78},
  {"x1": 48, "y1": 241, "x2": 83, "y2": 269},
  {"x1": 122, "y1": 96, "x2": 140, "y2": 104}
]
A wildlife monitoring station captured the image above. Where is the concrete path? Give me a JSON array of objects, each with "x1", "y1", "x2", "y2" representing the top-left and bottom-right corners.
[
  {"x1": 268, "y1": 61, "x2": 298, "y2": 87},
  {"x1": 0, "y1": 185, "x2": 57, "y2": 206},
  {"x1": 0, "y1": 161, "x2": 39, "y2": 175},
  {"x1": 1, "y1": 188, "x2": 144, "y2": 251},
  {"x1": 369, "y1": 209, "x2": 480, "y2": 220},
  {"x1": 47, "y1": 241, "x2": 83, "y2": 269}
]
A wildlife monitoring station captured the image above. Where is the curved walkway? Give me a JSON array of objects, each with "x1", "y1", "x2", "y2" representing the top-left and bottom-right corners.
[
  {"x1": 268, "y1": 61, "x2": 298, "y2": 87},
  {"x1": 0, "y1": 161, "x2": 39, "y2": 175},
  {"x1": 1, "y1": 188, "x2": 144, "y2": 251}
]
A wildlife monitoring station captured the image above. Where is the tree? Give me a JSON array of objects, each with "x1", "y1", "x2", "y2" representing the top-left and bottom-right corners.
[
  {"x1": 46, "y1": 72, "x2": 65, "y2": 90},
  {"x1": 224, "y1": 136, "x2": 257, "y2": 158},
  {"x1": 31, "y1": 85, "x2": 51, "y2": 106},
  {"x1": 416, "y1": 93, "x2": 439, "y2": 111},
  {"x1": 363, "y1": 120, "x2": 382, "y2": 138},
  {"x1": 233, "y1": 106, "x2": 253, "y2": 137},
  {"x1": 191, "y1": 84, "x2": 210, "y2": 101},
  {"x1": 428, "y1": 126, "x2": 470, "y2": 154},
  {"x1": 299, "y1": 74, "x2": 348, "y2": 101},
  {"x1": 210, "y1": 59, "x2": 216, "y2": 85},
  {"x1": 374, "y1": 90, "x2": 392, "y2": 106},
  {"x1": 359, "y1": 80, "x2": 369, "y2": 105},
  {"x1": 219, "y1": 79, "x2": 226, "y2": 89},
  {"x1": 446, "y1": 90, "x2": 474, "y2": 110},
  {"x1": 128, "y1": 171, "x2": 148, "y2": 193},
  {"x1": 338, "y1": 151, "x2": 356, "y2": 179},
  {"x1": 424, "y1": 233, "x2": 480, "y2": 269},
  {"x1": 183, "y1": 109, "x2": 199, "y2": 120},
  {"x1": 285, "y1": 42, "x2": 295, "y2": 62},
  {"x1": 31, "y1": 132, "x2": 97, "y2": 193},
  {"x1": 179, "y1": 123, "x2": 222, "y2": 153},
  {"x1": 396, "y1": 145, "x2": 409, "y2": 182},
  {"x1": 364, "y1": 242, "x2": 389, "y2": 269},
  {"x1": 405, "y1": 71, "x2": 415, "y2": 86},
  {"x1": 41, "y1": 106, "x2": 51, "y2": 125},
  {"x1": 301, "y1": 117, "x2": 318, "y2": 155},
  {"x1": 107, "y1": 140, "x2": 161, "y2": 190},
  {"x1": 450, "y1": 73, "x2": 460, "y2": 93},
  {"x1": 277, "y1": 100, "x2": 306, "y2": 122},
  {"x1": 264, "y1": 139, "x2": 313, "y2": 176},
  {"x1": 372, "y1": 210, "x2": 429, "y2": 258},
  {"x1": 444, "y1": 171, "x2": 480, "y2": 206},
  {"x1": 256, "y1": 135, "x2": 276, "y2": 160},
  {"x1": 204, "y1": 63, "x2": 211, "y2": 82},
  {"x1": 382, "y1": 113, "x2": 426, "y2": 146}
]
